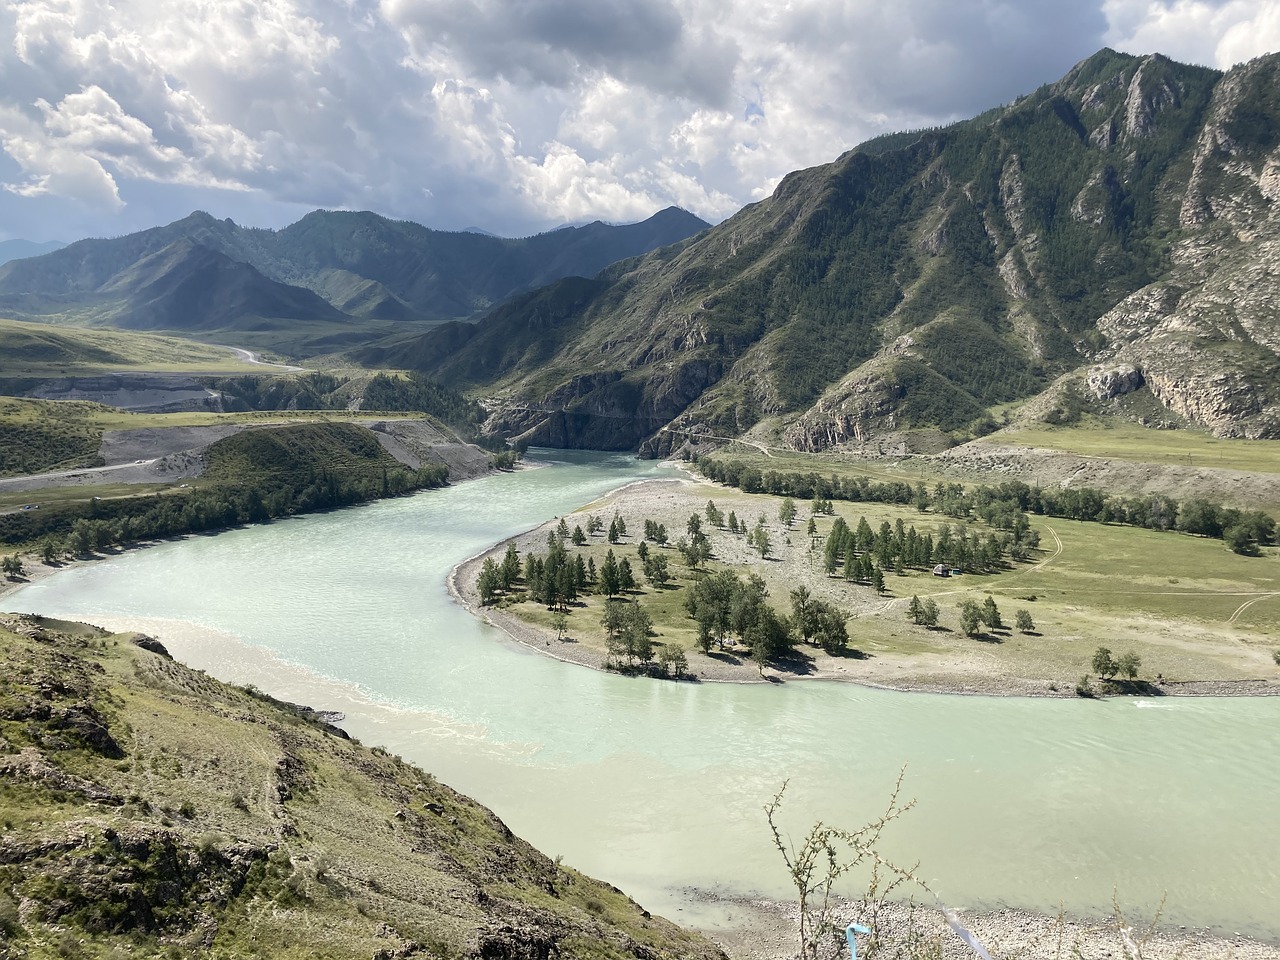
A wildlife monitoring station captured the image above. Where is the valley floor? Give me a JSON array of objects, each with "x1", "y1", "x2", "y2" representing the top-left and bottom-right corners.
[{"x1": 451, "y1": 469, "x2": 1280, "y2": 697}]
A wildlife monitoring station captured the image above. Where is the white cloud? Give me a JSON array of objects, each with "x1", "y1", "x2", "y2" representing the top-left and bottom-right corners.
[
  {"x1": 0, "y1": 103, "x2": 123, "y2": 209},
  {"x1": 0, "y1": 0, "x2": 1275, "y2": 243},
  {"x1": 1104, "y1": 0, "x2": 1280, "y2": 68}
]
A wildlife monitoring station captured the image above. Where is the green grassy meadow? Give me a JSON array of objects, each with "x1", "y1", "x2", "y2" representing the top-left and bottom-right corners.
[
  {"x1": 0, "y1": 317, "x2": 268, "y2": 376},
  {"x1": 988, "y1": 421, "x2": 1280, "y2": 474},
  {"x1": 499, "y1": 481, "x2": 1279, "y2": 688}
]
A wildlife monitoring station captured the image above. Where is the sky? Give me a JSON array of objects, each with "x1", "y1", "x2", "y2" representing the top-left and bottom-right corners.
[{"x1": 0, "y1": 0, "x2": 1278, "y2": 243}]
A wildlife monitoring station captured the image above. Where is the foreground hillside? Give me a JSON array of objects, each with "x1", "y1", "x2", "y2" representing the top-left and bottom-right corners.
[
  {"x1": 0, "y1": 614, "x2": 727, "y2": 960},
  {"x1": 390, "y1": 49, "x2": 1280, "y2": 452}
]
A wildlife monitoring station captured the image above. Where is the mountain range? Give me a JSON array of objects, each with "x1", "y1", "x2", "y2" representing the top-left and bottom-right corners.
[
  {"x1": 4, "y1": 49, "x2": 1280, "y2": 451},
  {"x1": 0, "y1": 239, "x2": 65, "y2": 266},
  {"x1": 369, "y1": 48, "x2": 1280, "y2": 451},
  {"x1": 0, "y1": 207, "x2": 709, "y2": 340}
]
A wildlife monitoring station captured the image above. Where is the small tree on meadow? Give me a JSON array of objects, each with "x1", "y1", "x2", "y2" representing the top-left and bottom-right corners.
[
  {"x1": 980, "y1": 596, "x2": 1002, "y2": 630},
  {"x1": 920, "y1": 598, "x2": 939, "y2": 628},
  {"x1": 779, "y1": 498, "x2": 797, "y2": 527},
  {"x1": 958, "y1": 599, "x2": 983, "y2": 637},
  {"x1": 755, "y1": 526, "x2": 771, "y2": 559},
  {"x1": 618, "y1": 557, "x2": 636, "y2": 593},
  {"x1": 1015, "y1": 609, "x2": 1035, "y2": 633}
]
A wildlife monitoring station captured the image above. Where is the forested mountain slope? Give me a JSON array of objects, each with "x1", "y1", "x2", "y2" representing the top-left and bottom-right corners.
[
  {"x1": 0, "y1": 207, "x2": 708, "y2": 331},
  {"x1": 397, "y1": 49, "x2": 1280, "y2": 451}
]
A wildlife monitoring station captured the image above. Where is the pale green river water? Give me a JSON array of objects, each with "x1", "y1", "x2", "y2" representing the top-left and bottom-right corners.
[{"x1": 7, "y1": 450, "x2": 1279, "y2": 938}]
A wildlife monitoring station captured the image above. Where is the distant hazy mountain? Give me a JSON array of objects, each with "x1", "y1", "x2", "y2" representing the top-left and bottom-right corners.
[
  {"x1": 0, "y1": 207, "x2": 709, "y2": 337},
  {"x1": 382, "y1": 49, "x2": 1280, "y2": 450},
  {"x1": 0, "y1": 239, "x2": 65, "y2": 266}
]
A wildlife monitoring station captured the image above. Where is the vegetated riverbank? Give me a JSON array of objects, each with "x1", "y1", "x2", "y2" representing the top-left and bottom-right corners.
[{"x1": 450, "y1": 472, "x2": 1280, "y2": 697}]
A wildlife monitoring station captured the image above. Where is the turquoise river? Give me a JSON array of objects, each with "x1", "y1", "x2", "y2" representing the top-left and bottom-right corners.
[{"x1": 7, "y1": 450, "x2": 1279, "y2": 938}]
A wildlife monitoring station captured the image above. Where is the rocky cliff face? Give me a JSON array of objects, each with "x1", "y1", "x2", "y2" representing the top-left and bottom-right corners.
[{"x1": 404, "y1": 49, "x2": 1280, "y2": 452}]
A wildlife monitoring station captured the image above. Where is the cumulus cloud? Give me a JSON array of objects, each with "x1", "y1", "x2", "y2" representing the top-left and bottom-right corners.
[
  {"x1": 1104, "y1": 0, "x2": 1280, "y2": 67},
  {"x1": 0, "y1": 0, "x2": 1275, "y2": 243}
]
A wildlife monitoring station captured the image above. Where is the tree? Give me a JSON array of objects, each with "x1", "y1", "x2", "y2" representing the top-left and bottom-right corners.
[
  {"x1": 41, "y1": 538, "x2": 61, "y2": 565},
  {"x1": 842, "y1": 548, "x2": 856, "y2": 582},
  {"x1": 1116, "y1": 651, "x2": 1141, "y2": 681},
  {"x1": 684, "y1": 569, "x2": 739, "y2": 652},
  {"x1": 1092, "y1": 646, "x2": 1118, "y2": 680},
  {"x1": 705, "y1": 500, "x2": 723, "y2": 526},
  {"x1": 601, "y1": 599, "x2": 626, "y2": 642},
  {"x1": 958, "y1": 599, "x2": 982, "y2": 637},
  {"x1": 607, "y1": 601, "x2": 653, "y2": 666},
  {"x1": 618, "y1": 557, "x2": 636, "y2": 593},
  {"x1": 1014, "y1": 609, "x2": 1034, "y2": 633},
  {"x1": 477, "y1": 558, "x2": 501, "y2": 604},
  {"x1": 806, "y1": 517, "x2": 817, "y2": 537},
  {"x1": 550, "y1": 610, "x2": 567, "y2": 641},
  {"x1": 755, "y1": 526, "x2": 771, "y2": 559},
  {"x1": 636, "y1": 539, "x2": 649, "y2": 561},
  {"x1": 2, "y1": 554, "x2": 24, "y2": 580},
  {"x1": 613, "y1": 513, "x2": 627, "y2": 538},
  {"x1": 1224, "y1": 523, "x2": 1258, "y2": 555},
  {"x1": 644, "y1": 552, "x2": 671, "y2": 589},
  {"x1": 571, "y1": 524, "x2": 587, "y2": 546},
  {"x1": 500, "y1": 542, "x2": 521, "y2": 590},
  {"x1": 556, "y1": 517, "x2": 570, "y2": 540},
  {"x1": 779, "y1": 498, "x2": 797, "y2": 526},
  {"x1": 745, "y1": 604, "x2": 789, "y2": 675},
  {"x1": 908, "y1": 595, "x2": 923, "y2": 625},
  {"x1": 598, "y1": 549, "x2": 621, "y2": 597},
  {"x1": 790, "y1": 586, "x2": 816, "y2": 643},
  {"x1": 764, "y1": 776, "x2": 914, "y2": 960},
  {"x1": 811, "y1": 601, "x2": 850, "y2": 655},
  {"x1": 870, "y1": 568, "x2": 885, "y2": 595},
  {"x1": 980, "y1": 596, "x2": 1002, "y2": 630},
  {"x1": 920, "y1": 598, "x2": 940, "y2": 628},
  {"x1": 657, "y1": 643, "x2": 688, "y2": 679},
  {"x1": 608, "y1": 518, "x2": 620, "y2": 543}
]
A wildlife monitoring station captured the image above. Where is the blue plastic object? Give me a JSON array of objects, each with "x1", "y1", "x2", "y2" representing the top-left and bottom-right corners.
[{"x1": 845, "y1": 923, "x2": 872, "y2": 960}]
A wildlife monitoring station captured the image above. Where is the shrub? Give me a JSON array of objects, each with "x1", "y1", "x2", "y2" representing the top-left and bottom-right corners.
[{"x1": 1075, "y1": 675, "x2": 1096, "y2": 698}]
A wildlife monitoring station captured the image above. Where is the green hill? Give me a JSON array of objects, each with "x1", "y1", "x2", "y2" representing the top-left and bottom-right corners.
[{"x1": 0, "y1": 614, "x2": 726, "y2": 959}]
